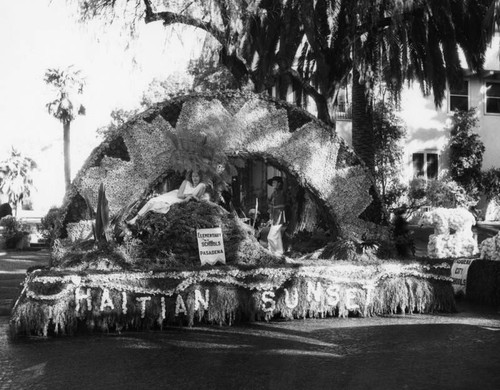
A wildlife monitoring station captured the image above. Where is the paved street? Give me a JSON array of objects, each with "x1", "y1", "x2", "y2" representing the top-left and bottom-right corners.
[
  {"x1": 0, "y1": 250, "x2": 50, "y2": 316},
  {"x1": 1, "y1": 305, "x2": 500, "y2": 389},
  {"x1": 1, "y1": 229, "x2": 500, "y2": 389}
]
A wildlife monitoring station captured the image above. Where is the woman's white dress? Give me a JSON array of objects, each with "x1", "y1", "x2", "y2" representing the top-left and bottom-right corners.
[{"x1": 141, "y1": 181, "x2": 204, "y2": 215}]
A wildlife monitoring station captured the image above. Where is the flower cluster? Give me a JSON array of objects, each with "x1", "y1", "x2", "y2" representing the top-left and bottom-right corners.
[
  {"x1": 479, "y1": 232, "x2": 500, "y2": 260},
  {"x1": 418, "y1": 207, "x2": 476, "y2": 236},
  {"x1": 427, "y1": 235, "x2": 478, "y2": 258},
  {"x1": 419, "y1": 208, "x2": 478, "y2": 258},
  {"x1": 66, "y1": 220, "x2": 93, "y2": 242}
]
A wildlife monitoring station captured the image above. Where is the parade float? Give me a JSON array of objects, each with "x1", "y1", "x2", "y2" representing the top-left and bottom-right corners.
[{"x1": 10, "y1": 91, "x2": 457, "y2": 336}]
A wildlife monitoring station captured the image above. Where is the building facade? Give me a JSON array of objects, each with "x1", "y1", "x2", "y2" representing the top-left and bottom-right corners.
[{"x1": 337, "y1": 37, "x2": 500, "y2": 184}]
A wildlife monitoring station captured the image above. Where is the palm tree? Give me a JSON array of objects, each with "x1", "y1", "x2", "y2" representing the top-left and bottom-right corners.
[
  {"x1": 0, "y1": 148, "x2": 37, "y2": 216},
  {"x1": 44, "y1": 67, "x2": 86, "y2": 191}
]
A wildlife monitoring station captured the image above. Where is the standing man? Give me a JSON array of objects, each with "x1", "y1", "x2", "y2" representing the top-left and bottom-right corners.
[{"x1": 267, "y1": 176, "x2": 285, "y2": 224}]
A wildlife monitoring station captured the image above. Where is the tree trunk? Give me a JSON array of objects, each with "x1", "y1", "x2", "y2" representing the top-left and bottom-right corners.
[
  {"x1": 351, "y1": 68, "x2": 385, "y2": 224},
  {"x1": 351, "y1": 68, "x2": 374, "y2": 171},
  {"x1": 63, "y1": 121, "x2": 71, "y2": 191},
  {"x1": 316, "y1": 95, "x2": 333, "y2": 127}
]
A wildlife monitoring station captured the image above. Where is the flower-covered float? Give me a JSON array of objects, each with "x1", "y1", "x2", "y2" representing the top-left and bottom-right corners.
[{"x1": 10, "y1": 91, "x2": 456, "y2": 336}]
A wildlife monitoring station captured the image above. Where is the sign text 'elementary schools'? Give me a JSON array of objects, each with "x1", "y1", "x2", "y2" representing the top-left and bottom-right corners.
[{"x1": 197, "y1": 227, "x2": 226, "y2": 265}]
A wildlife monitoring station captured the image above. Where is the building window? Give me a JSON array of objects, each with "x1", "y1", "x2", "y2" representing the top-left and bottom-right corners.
[
  {"x1": 333, "y1": 85, "x2": 352, "y2": 120},
  {"x1": 449, "y1": 80, "x2": 469, "y2": 112},
  {"x1": 485, "y1": 82, "x2": 500, "y2": 114},
  {"x1": 336, "y1": 86, "x2": 348, "y2": 112},
  {"x1": 286, "y1": 85, "x2": 296, "y2": 104},
  {"x1": 412, "y1": 152, "x2": 438, "y2": 180}
]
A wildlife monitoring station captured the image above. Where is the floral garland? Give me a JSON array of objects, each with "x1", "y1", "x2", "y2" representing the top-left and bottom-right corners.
[
  {"x1": 11, "y1": 261, "x2": 457, "y2": 337},
  {"x1": 19, "y1": 262, "x2": 452, "y2": 302}
]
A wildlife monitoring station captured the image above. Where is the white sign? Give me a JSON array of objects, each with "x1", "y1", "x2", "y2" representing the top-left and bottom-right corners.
[
  {"x1": 196, "y1": 227, "x2": 226, "y2": 265},
  {"x1": 450, "y1": 258, "x2": 475, "y2": 295}
]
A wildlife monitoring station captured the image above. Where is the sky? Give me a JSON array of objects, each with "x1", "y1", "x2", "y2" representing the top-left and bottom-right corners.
[{"x1": 0, "y1": 0, "x2": 204, "y2": 212}]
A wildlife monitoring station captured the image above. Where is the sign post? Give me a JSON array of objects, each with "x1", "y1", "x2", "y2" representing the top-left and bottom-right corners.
[{"x1": 196, "y1": 227, "x2": 226, "y2": 265}]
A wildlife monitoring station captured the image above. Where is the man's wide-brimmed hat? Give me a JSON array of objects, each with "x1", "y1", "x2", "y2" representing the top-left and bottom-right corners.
[
  {"x1": 267, "y1": 176, "x2": 283, "y2": 186},
  {"x1": 248, "y1": 208, "x2": 260, "y2": 215}
]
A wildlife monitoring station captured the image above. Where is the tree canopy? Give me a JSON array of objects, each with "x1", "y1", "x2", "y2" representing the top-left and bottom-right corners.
[
  {"x1": 0, "y1": 148, "x2": 37, "y2": 214},
  {"x1": 44, "y1": 67, "x2": 86, "y2": 124},
  {"x1": 77, "y1": 0, "x2": 496, "y2": 124},
  {"x1": 75, "y1": 0, "x2": 498, "y2": 178}
]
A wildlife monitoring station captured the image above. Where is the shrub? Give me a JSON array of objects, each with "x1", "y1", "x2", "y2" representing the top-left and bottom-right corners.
[
  {"x1": 481, "y1": 168, "x2": 500, "y2": 202},
  {"x1": 0, "y1": 216, "x2": 30, "y2": 249},
  {"x1": 425, "y1": 178, "x2": 477, "y2": 208},
  {"x1": 372, "y1": 101, "x2": 407, "y2": 212},
  {"x1": 448, "y1": 109, "x2": 484, "y2": 192},
  {"x1": 40, "y1": 207, "x2": 65, "y2": 247},
  {"x1": 116, "y1": 237, "x2": 144, "y2": 264},
  {"x1": 407, "y1": 176, "x2": 477, "y2": 210}
]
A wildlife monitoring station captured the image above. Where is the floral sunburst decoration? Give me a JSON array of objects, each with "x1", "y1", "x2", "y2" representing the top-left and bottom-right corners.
[{"x1": 163, "y1": 129, "x2": 236, "y2": 191}]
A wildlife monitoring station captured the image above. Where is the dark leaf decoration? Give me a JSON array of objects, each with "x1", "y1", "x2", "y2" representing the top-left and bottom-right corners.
[
  {"x1": 94, "y1": 183, "x2": 110, "y2": 243},
  {"x1": 164, "y1": 128, "x2": 236, "y2": 191}
]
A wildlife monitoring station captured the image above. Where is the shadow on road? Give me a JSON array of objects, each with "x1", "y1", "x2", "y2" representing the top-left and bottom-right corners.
[{"x1": 0, "y1": 249, "x2": 50, "y2": 316}]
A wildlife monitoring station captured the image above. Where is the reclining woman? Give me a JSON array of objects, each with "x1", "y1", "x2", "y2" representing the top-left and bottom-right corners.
[{"x1": 127, "y1": 170, "x2": 208, "y2": 224}]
